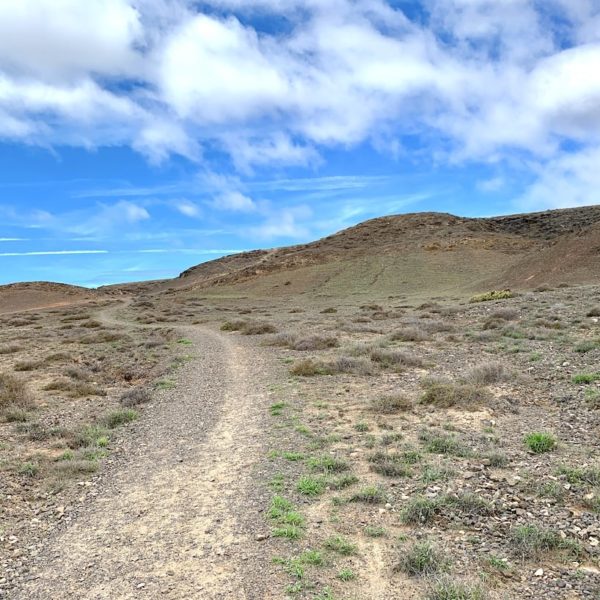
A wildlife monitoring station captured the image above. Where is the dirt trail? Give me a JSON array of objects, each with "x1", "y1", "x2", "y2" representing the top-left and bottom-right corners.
[{"x1": 11, "y1": 306, "x2": 273, "y2": 599}]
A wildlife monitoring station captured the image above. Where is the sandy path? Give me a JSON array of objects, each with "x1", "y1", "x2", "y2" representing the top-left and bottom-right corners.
[{"x1": 11, "y1": 315, "x2": 273, "y2": 599}]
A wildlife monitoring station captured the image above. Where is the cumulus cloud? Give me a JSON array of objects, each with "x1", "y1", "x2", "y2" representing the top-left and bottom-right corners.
[
  {"x1": 250, "y1": 205, "x2": 312, "y2": 239},
  {"x1": 174, "y1": 199, "x2": 202, "y2": 218},
  {"x1": 519, "y1": 146, "x2": 600, "y2": 209},
  {"x1": 0, "y1": 0, "x2": 599, "y2": 207},
  {"x1": 212, "y1": 191, "x2": 257, "y2": 212}
]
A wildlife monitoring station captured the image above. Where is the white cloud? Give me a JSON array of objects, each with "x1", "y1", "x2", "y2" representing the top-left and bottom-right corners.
[
  {"x1": 212, "y1": 191, "x2": 257, "y2": 212},
  {"x1": 0, "y1": 0, "x2": 143, "y2": 78},
  {"x1": 250, "y1": 205, "x2": 312, "y2": 239},
  {"x1": 477, "y1": 177, "x2": 506, "y2": 193},
  {"x1": 518, "y1": 146, "x2": 600, "y2": 210},
  {"x1": 174, "y1": 199, "x2": 202, "y2": 217},
  {"x1": 0, "y1": 250, "x2": 108, "y2": 257},
  {"x1": 0, "y1": 0, "x2": 599, "y2": 206}
]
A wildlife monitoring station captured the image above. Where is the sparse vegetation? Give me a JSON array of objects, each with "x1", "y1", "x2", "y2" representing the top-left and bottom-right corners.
[
  {"x1": 396, "y1": 541, "x2": 446, "y2": 576},
  {"x1": 420, "y1": 381, "x2": 490, "y2": 409},
  {"x1": 0, "y1": 373, "x2": 32, "y2": 410},
  {"x1": 470, "y1": 290, "x2": 514, "y2": 303},
  {"x1": 370, "y1": 393, "x2": 412, "y2": 413},
  {"x1": 524, "y1": 432, "x2": 556, "y2": 454}
]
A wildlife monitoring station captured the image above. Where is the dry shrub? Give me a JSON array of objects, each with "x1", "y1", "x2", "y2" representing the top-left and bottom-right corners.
[
  {"x1": 120, "y1": 388, "x2": 151, "y2": 407},
  {"x1": 0, "y1": 373, "x2": 33, "y2": 410},
  {"x1": 421, "y1": 320, "x2": 454, "y2": 333},
  {"x1": 293, "y1": 335, "x2": 339, "y2": 351},
  {"x1": 370, "y1": 349, "x2": 424, "y2": 369},
  {"x1": 267, "y1": 332, "x2": 297, "y2": 347},
  {"x1": 332, "y1": 356, "x2": 374, "y2": 376},
  {"x1": 370, "y1": 393, "x2": 412, "y2": 413},
  {"x1": 290, "y1": 359, "x2": 331, "y2": 377},
  {"x1": 79, "y1": 331, "x2": 126, "y2": 344},
  {"x1": 240, "y1": 321, "x2": 277, "y2": 335},
  {"x1": 44, "y1": 352, "x2": 73, "y2": 364},
  {"x1": 421, "y1": 381, "x2": 490, "y2": 409},
  {"x1": 464, "y1": 361, "x2": 510, "y2": 385},
  {"x1": 43, "y1": 379, "x2": 106, "y2": 397},
  {"x1": 389, "y1": 327, "x2": 430, "y2": 342},
  {"x1": 0, "y1": 344, "x2": 23, "y2": 355},
  {"x1": 14, "y1": 360, "x2": 42, "y2": 372},
  {"x1": 65, "y1": 367, "x2": 92, "y2": 381},
  {"x1": 490, "y1": 308, "x2": 519, "y2": 321},
  {"x1": 80, "y1": 320, "x2": 103, "y2": 328},
  {"x1": 587, "y1": 306, "x2": 600, "y2": 317}
]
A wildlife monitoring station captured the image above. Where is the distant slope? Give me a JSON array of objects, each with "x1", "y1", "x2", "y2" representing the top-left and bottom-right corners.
[
  {"x1": 3, "y1": 205, "x2": 599, "y2": 307},
  {"x1": 173, "y1": 206, "x2": 600, "y2": 298},
  {"x1": 0, "y1": 282, "x2": 98, "y2": 314}
]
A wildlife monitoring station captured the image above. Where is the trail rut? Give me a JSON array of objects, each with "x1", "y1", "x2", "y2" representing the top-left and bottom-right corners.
[{"x1": 12, "y1": 316, "x2": 272, "y2": 599}]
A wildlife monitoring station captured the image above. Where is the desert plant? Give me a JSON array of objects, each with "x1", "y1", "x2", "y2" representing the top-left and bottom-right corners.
[
  {"x1": 290, "y1": 359, "x2": 332, "y2": 377},
  {"x1": 323, "y1": 535, "x2": 356, "y2": 555},
  {"x1": 370, "y1": 348, "x2": 425, "y2": 369},
  {"x1": 421, "y1": 382, "x2": 489, "y2": 409},
  {"x1": 119, "y1": 388, "x2": 151, "y2": 407},
  {"x1": 220, "y1": 319, "x2": 246, "y2": 331},
  {"x1": 401, "y1": 496, "x2": 439, "y2": 524},
  {"x1": 572, "y1": 372, "x2": 600, "y2": 384},
  {"x1": 102, "y1": 409, "x2": 138, "y2": 429},
  {"x1": 389, "y1": 327, "x2": 430, "y2": 342},
  {"x1": 510, "y1": 524, "x2": 580, "y2": 559},
  {"x1": 293, "y1": 336, "x2": 339, "y2": 351},
  {"x1": 426, "y1": 577, "x2": 486, "y2": 600},
  {"x1": 470, "y1": 290, "x2": 514, "y2": 303},
  {"x1": 348, "y1": 485, "x2": 385, "y2": 504},
  {"x1": 0, "y1": 373, "x2": 32, "y2": 410},
  {"x1": 370, "y1": 393, "x2": 412, "y2": 413},
  {"x1": 240, "y1": 321, "x2": 277, "y2": 335},
  {"x1": 464, "y1": 362, "x2": 509, "y2": 385},
  {"x1": 396, "y1": 542, "x2": 445, "y2": 576},
  {"x1": 524, "y1": 432, "x2": 556, "y2": 453}
]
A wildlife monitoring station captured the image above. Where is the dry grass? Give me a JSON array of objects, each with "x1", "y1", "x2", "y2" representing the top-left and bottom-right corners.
[
  {"x1": 464, "y1": 361, "x2": 509, "y2": 385},
  {"x1": 420, "y1": 380, "x2": 490, "y2": 409},
  {"x1": 370, "y1": 393, "x2": 412, "y2": 413},
  {"x1": 389, "y1": 327, "x2": 430, "y2": 342},
  {"x1": 0, "y1": 373, "x2": 33, "y2": 410},
  {"x1": 240, "y1": 321, "x2": 278, "y2": 335},
  {"x1": 370, "y1": 348, "x2": 425, "y2": 369},
  {"x1": 292, "y1": 335, "x2": 339, "y2": 351},
  {"x1": 119, "y1": 388, "x2": 152, "y2": 407}
]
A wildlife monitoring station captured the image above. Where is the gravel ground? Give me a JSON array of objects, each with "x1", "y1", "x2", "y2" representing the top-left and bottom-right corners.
[{"x1": 8, "y1": 322, "x2": 275, "y2": 600}]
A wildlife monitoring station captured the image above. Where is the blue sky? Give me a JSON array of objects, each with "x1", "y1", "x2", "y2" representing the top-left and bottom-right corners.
[{"x1": 1, "y1": 0, "x2": 599, "y2": 287}]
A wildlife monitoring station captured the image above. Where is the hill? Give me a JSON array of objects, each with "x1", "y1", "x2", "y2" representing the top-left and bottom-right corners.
[
  {"x1": 3, "y1": 205, "x2": 599, "y2": 307},
  {"x1": 0, "y1": 282, "x2": 99, "y2": 314},
  {"x1": 173, "y1": 205, "x2": 600, "y2": 299}
]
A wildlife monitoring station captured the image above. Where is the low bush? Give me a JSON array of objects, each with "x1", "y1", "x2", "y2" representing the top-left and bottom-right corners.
[
  {"x1": 464, "y1": 361, "x2": 509, "y2": 385},
  {"x1": 120, "y1": 388, "x2": 151, "y2": 407},
  {"x1": 292, "y1": 335, "x2": 339, "y2": 351},
  {"x1": 370, "y1": 349, "x2": 425, "y2": 369},
  {"x1": 370, "y1": 393, "x2": 412, "y2": 413},
  {"x1": 102, "y1": 409, "x2": 138, "y2": 429},
  {"x1": 524, "y1": 432, "x2": 556, "y2": 454},
  {"x1": 389, "y1": 327, "x2": 430, "y2": 342},
  {"x1": 510, "y1": 524, "x2": 581, "y2": 560},
  {"x1": 421, "y1": 382, "x2": 490, "y2": 409},
  {"x1": 396, "y1": 542, "x2": 445, "y2": 576},
  {"x1": 0, "y1": 373, "x2": 32, "y2": 410},
  {"x1": 240, "y1": 321, "x2": 277, "y2": 335},
  {"x1": 470, "y1": 290, "x2": 514, "y2": 303}
]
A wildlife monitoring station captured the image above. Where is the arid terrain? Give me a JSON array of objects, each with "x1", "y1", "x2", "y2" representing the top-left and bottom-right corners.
[{"x1": 1, "y1": 207, "x2": 600, "y2": 599}]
